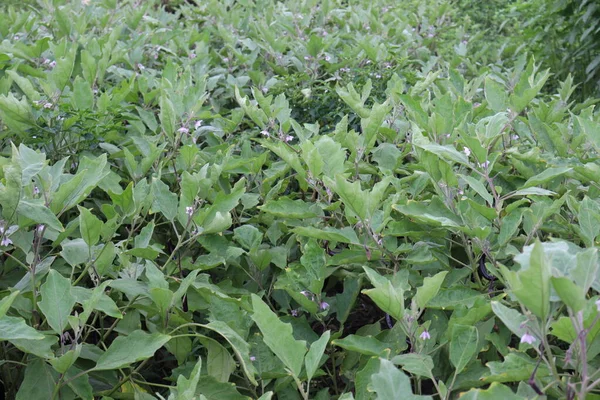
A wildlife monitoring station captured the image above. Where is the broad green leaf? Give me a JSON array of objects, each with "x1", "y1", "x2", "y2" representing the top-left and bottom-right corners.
[
  {"x1": 573, "y1": 248, "x2": 599, "y2": 292},
  {"x1": 305, "y1": 330, "x2": 330, "y2": 381},
  {"x1": 551, "y1": 277, "x2": 586, "y2": 312},
  {"x1": 15, "y1": 359, "x2": 57, "y2": 400},
  {"x1": 483, "y1": 352, "x2": 550, "y2": 383},
  {"x1": 391, "y1": 353, "x2": 434, "y2": 378},
  {"x1": 484, "y1": 76, "x2": 508, "y2": 112},
  {"x1": 491, "y1": 301, "x2": 527, "y2": 338},
  {"x1": 460, "y1": 382, "x2": 523, "y2": 400},
  {"x1": 94, "y1": 330, "x2": 171, "y2": 370},
  {"x1": 450, "y1": 324, "x2": 478, "y2": 374},
  {"x1": 362, "y1": 266, "x2": 405, "y2": 320},
  {"x1": 498, "y1": 209, "x2": 523, "y2": 247},
  {"x1": 0, "y1": 291, "x2": 19, "y2": 319},
  {"x1": 371, "y1": 358, "x2": 432, "y2": 400},
  {"x1": 260, "y1": 198, "x2": 318, "y2": 219},
  {"x1": 293, "y1": 226, "x2": 360, "y2": 245},
  {"x1": 49, "y1": 344, "x2": 81, "y2": 374},
  {"x1": 329, "y1": 175, "x2": 368, "y2": 220},
  {"x1": 459, "y1": 174, "x2": 494, "y2": 206},
  {"x1": 203, "y1": 321, "x2": 258, "y2": 385},
  {"x1": 314, "y1": 136, "x2": 346, "y2": 178},
  {"x1": 393, "y1": 198, "x2": 461, "y2": 227},
  {"x1": 0, "y1": 93, "x2": 34, "y2": 132},
  {"x1": 78, "y1": 206, "x2": 102, "y2": 246},
  {"x1": 521, "y1": 167, "x2": 571, "y2": 189},
  {"x1": 50, "y1": 154, "x2": 109, "y2": 214},
  {"x1": 233, "y1": 224, "x2": 263, "y2": 250},
  {"x1": 507, "y1": 187, "x2": 556, "y2": 197},
  {"x1": 10, "y1": 334, "x2": 58, "y2": 358},
  {"x1": 250, "y1": 294, "x2": 307, "y2": 377},
  {"x1": 205, "y1": 339, "x2": 236, "y2": 383},
  {"x1": 0, "y1": 163, "x2": 22, "y2": 220},
  {"x1": 72, "y1": 77, "x2": 94, "y2": 110},
  {"x1": 159, "y1": 94, "x2": 176, "y2": 139},
  {"x1": 332, "y1": 334, "x2": 390, "y2": 357},
  {"x1": 578, "y1": 196, "x2": 600, "y2": 247},
  {"x1": 38, "y1": 270, "x2": 76, "y2": 334},
  {"x1": 171, "y1": 357, "x2": 202, "y2": 400},
  {"x1": 16, "y1": 200, "x2": 63, "y2": 231},
  {"x1": 0, "y1": 316, "x2": 44, "y2": 340},
  {"x1": 510, "y1": 241, "x2": 551, "y2": 320},
  {"x1": 415, "y1": 271, "x2": 448, "y2": 309},
  {"x1": 427, "y1": 288, "x2": 483, "y2": 309},
  {"x1": 151, "y1": 178, "x2": 178, "y2": 221}
]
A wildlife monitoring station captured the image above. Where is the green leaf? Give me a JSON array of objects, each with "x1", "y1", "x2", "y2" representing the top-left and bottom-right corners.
[
  {"x1": 72, "y1": 77, "x2": 94, "y2": 110},
  {"x1": 305, "y1": 330, "x2": 330, "y2": 381},
  {"x1": 15, "y1": 359, "x2": 57, "y2": 400},
  {"x1": 260, "y1": 198, "x2": 318, "y2": 219},
  {"x1": 572, "y1": 248, "x2": 598, "y2": 292},
  {"x1": 0, "y1": 93, "x2": 34, "y2": 132},
  {"x1": 362, "y1": 266, "x2": 405, "y2": 321},
  {"x1": 330, "y1": 175, "x2": 368, "y2": 220},
  {"x1": 16, "y1": 200, "x2": 63, "y2": 231},
  {"x1": 521, "y1": 167, "x2": 571, "y2": 189},
  {"x1": 509, "y1": 241, "x2": 551, "y2": 320},
  {"x1": 459, "y1": 382, "x2": 523, "y2": 400},
  {"x1": 498, "y1": 210, "x2": 523, "y2": 247},
  {"x1": 491, "y1": 301, "x2": 527, "y2": 338},
  {"x1": 0, "y1": 316, "x2": 44, "y2": 340},
  {"x1": 94, "y1": 330, "x2": 171, "y2": 370},
  {"x1": 393, "y1": 198, "x2": 461, "y2": 227},
  {"x1": 250, "y1": 294, "x2": 307, "y2": 377},
  {"x1": 415, "y1": 271, "x2": 448, "y2": 309},
  {"x1": 0, "y1": 291, "x2": 20, "y2": 319},
  {"x1": 578, "y1": 196, "x2": 600, "y2": 247},
  {"x1": 151, "y1": 178, "x2": 178, "y2": 221},
  {"x1": 38, "y1": 270, "x2": 76, "y2": 334},
  {"x1": 203, "y1": 321, "x2": 258, "y2": 385},
  {"x1": 450, "y1": 324, "x2": 478, "y2": 374},
  {"x1": 459, "y1": 174, "x2": 494, "y2": 206},
  {"x1": 293, "y1": 226, "x2": 360, "y2": 245},
  {"x1": 159, "y1": 94, "x2": 176, "y2": 139},
  {"x1": 172, "y1": 357, "x2": 202, "y2": 400},
  {"x1": 484, "y1": 77, "x2": 508, "y2": 113},
  {"x1": 483, "y1": 352, "x2": 550, "y2": 383},
  {"x1": 78, "y1": 206, "x2": 102, "y2": 246},
  {"x1": 371, "y1": 358, "x2": 432, "y2": 400},
  {"x1": 551, "y1": 277, "x2": 586, "y2": 312},
  {"x1": 50, "y1": 154, "x2": 109, "y2": 214},
  {"x1": 391, "y1": 353, "x2": 434, "y2": 378},
  {"x1": 332, "y1": 334, "x2": 390, "y2": 357}
]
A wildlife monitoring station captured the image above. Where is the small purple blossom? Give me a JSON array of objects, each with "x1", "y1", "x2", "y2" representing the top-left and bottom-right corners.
[
  {"x1": 520, "y1": 332, "x2": 536, "y2": 345},
  {"x1": 291, "y1": 309, "x2": 299, "y2": 317},
  {"x1": 189, "y1": 53, "x2": 197, "y2": 59},
  {"x1": 300, "y1": 290, "x2": 311, "y2": 298},
  {"x1": 194, "y1": 120, "x2": 203, "y2": 129},
  {"x1": 250, "y1": 356, "x2": 256, "y2": 362},
  {"x1": 33, "y1": 186, "x2": 40, "y2": 196},
  {"x1": 284, "y1": 135, "x2": 294, "y2": 143},
  {"x1": 37, "y1": 225, "x2": 45, "y2": 233},
  {"x1": 463, "y1": 147, "x2": 471, "y2": 157},
  {"x1": 319, "y1": 301, "x2": 330, "y2": 311},
  {"x1": 177, "y1": 127, "x2": 189, "y2": 134},
  {"x1": 137, "y1": 63, "x2": 145, "y2": 71},
  {"x1": 185, "y1": 206, "x2": 194, "y2": 217},
  {"x1": 479, "y1": 160, "x2": 490, "y2": 169},
  {"x1": 1, "y1": 237, "x2": 12, "y2": 247},
  {"x1": 261, "y1": 130, "x2": 270, "y2": 137},
  {"x1": 420, "y1": 330, "x2": 431, "y2": 340},
  {"x1": 48, "y1": 60, "x2": 56, "y2": 69},
  {"x1": 43, "y1": 102, "x2": 53, "y2": 109}
]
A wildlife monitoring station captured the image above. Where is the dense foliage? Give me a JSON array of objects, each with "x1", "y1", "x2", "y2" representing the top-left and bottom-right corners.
[{"x1": 1, "y1": 0, "x2": 600, "y2": 399}]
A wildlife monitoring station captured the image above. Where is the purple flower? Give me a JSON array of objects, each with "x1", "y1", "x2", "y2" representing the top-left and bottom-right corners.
[
  {"x1": 189, "y1": 53, "x2": 197, "y2": 59},
  {"x1": 1, "y1": 237, "x2": 12, "y2": 247},
  {"x1": 300, "y1": 290, "x2": 311, "y2": 298},
  {"x1": 261, "y1": 130, "x2": 270, "y2": 137},
  {"x1": 463, "y1": 147, "x2": 471, "y2": 157},
  {"x1": 250, "y1": 356, "x2": 256, "y2": 362},
  {"x1": 284, "y1": 135, "x2": 294, "y2": 143},
  {"x1": 37, "y1": 225, "x2": 45, "y2": 233},
  {"x1": 291, "y1": 309, "x2": 298, "y2": 317},
  {"x1": 33, "y1": 186, "x2": 40, "y2": 196},
  {"x1": 185, "y1": 206, "x2": 194, "y2": 217},
  {"x1": 521, "y1": 332, "x2": 536, "y2": 345},
  {"x1": 177, "y1": 127, "x2": 189, "y2": 134},
  {"x1": 194, "y1": 120, "x2": 203, "y2": 129},
  {"x1": 420, "y1": 330, "x2": 431, "y2": 340},
  {"x1": 319, "y1": 301, "x2": 329, "y2": 311}
]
